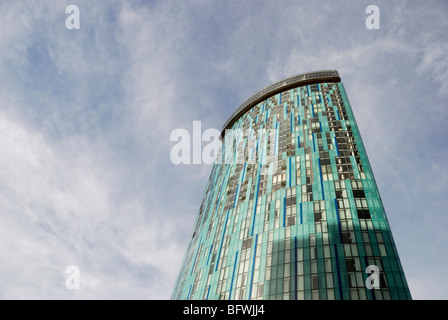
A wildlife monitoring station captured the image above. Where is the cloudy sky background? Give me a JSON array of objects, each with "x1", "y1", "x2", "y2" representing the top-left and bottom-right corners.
[{"x1": 0, "y1": 0, "x2": 446, "y2": 299}]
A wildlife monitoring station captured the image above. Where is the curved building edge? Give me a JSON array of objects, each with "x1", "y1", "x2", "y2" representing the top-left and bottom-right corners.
[{"x1": 221, "y1": 69, "x2": 341, "y2": 137}]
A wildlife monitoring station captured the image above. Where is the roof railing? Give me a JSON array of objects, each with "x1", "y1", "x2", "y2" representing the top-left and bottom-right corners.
[{"x1": 221, "y1": 70, "x2": 341, "y2": 137}]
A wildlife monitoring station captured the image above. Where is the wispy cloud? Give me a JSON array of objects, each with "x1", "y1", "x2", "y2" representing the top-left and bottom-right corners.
[{"x1": 0, "y1": 0, "x2": 446, "y2": 300}]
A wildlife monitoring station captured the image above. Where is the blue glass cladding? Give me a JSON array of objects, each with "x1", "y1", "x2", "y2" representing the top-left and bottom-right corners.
[{"x1": 172, "y1": 79, "x2": 411, "y2": 301}]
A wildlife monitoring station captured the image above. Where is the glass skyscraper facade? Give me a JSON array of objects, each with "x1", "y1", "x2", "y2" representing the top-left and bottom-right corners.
[{"x1": 172, "y1": 70, "x2": 411, "y2": 300}]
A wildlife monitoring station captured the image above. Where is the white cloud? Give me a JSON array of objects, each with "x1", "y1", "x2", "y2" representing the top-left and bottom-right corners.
[
  {"x1": 0, "y1": 98, "x2": 192, "y2": 299},
  {"x1": 0, "y1": 109, "x2": 110, "y2": 296},
  {"x1": 0, "y1": 0, "x2": 447, "y2": 300}
]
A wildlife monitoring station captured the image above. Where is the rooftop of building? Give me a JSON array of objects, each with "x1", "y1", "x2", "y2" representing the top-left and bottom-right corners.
[{"x1": 221, "y1": 69, "x2": 341, "y2": 137}]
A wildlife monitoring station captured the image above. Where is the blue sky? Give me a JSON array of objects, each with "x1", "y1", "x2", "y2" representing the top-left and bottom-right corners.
[{"x1": 0, "y1": 0, "x2": 447, "y2": 299}]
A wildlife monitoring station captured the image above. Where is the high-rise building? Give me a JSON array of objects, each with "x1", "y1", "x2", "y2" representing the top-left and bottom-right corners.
[{"x1": 172, "y1": 70, "x2": 411, "y2": 300}]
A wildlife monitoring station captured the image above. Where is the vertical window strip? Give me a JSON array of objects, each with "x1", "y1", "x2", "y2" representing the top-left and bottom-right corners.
[
  {"x1": 318, "y1": 158, "x2": 325, "y2": 200},
  {"x1": 190, "y1": 237, "x2": 202, "y2": 276},
  {"x1": 215, "y1": 211, "x2": 230, "y2": 271},
  {"x1": 333, "y1": 136, "x2": 340, "y2": 156},
  {"x1": 289, "y1": 157, "x2": 292, "y2": 188},
  {"x1": 187, "y1": 284, "x2": 192, "y2": 300},
  {"x1": 206, "y1": 244, "x2": 213, "y2": 265},
  {"x1": 233, "y1": 183, "x2": 240, "y2": 208},
  {"x1": 250, "y1": 150, "x2": 264, "y2": 236},
  {"x1": 248, "y1": 234, "x2": 259, "y2": 300},
  {"x1": 206, "y1": 285, "x2": 211, "y2": 300},
  {"x1": 283, "y1": 197, "x2": 286, "y2": 228},
  {"x1": 334, "y1": 244, "x2": 344, "y2": 300},
  {"x1": 274, "y1": 122, "x2": 278, "y2": 155},
  {"x1": 334, "y1": 198, "x2": 343, "y2": 243},
  {"x1": 294, "y1": 236, "x2": 298, "y2": 300},
  {"x1": 228, "y1": 251, "x2": 239, "y2": 300},
  {"x1": 290, "y1": 112, "x2": 293, "y2": 132}
]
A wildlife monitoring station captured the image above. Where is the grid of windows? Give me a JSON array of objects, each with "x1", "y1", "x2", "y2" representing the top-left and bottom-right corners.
[{"x1": 172, "y1": 73, "x2": 411, "y2": 300}]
